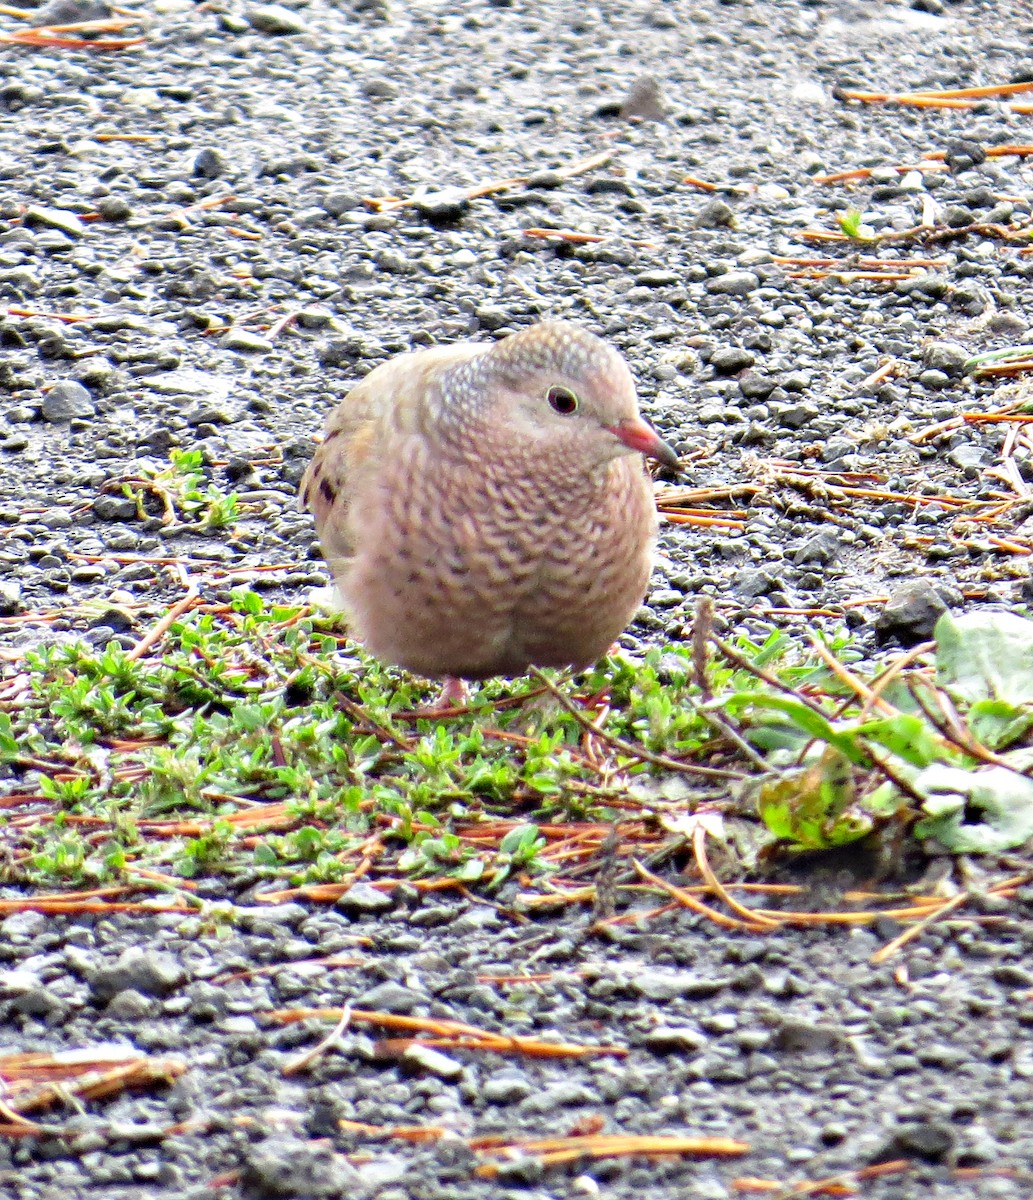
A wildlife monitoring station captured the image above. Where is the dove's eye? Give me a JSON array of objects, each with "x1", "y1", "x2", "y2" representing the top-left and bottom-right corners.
[{"x1": 546, "y1": 385, "x2": 579, "y2": 415}]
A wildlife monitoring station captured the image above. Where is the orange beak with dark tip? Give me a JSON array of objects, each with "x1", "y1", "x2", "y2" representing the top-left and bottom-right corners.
[{"x1": 608, "y1": 417, "x2": 682, "y2": 473}]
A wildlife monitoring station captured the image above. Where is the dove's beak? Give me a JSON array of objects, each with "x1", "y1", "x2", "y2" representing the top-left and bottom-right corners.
[{"x1": 609, "y1": 417, "x2": 681, "y2": 472}]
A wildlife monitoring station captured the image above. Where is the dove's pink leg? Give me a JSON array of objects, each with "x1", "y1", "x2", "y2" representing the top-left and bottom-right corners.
[
  {"x1": 438, "y1": 676, "x2": 470, "y2": 708},
  {"x1": 412, "y1": 676, "x2": 470, "y2": 716}
]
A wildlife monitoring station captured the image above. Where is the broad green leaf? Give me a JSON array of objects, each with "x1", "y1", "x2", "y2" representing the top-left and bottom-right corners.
[
  {"x1": 967, "y1": 699, "x2": 1033, "y2": 753},
  {"x1": 0, "y1": 713, "x2": 19, "y2": 761},
  {"x1": 723, "y1": 693, "x2": 869, "y2": 765},
  {"x1": 934, "y1": 611, "x2": 1033, "y2": 750},
  {"x1": 757, "y1": 747, "x2": 872, "y2": 849},
  {"x1": 914, "y1": 763, "x2": 1033, "y2": 852},
  {"x1": 855, "y1": 713, "x2": 944, "y2": 769},
  {"x1": 935, "y1": 610, "x2": 1033, "y2": 708},
  {"x1": 500, "y1": 823, "x2": 539, "y2": 856}
]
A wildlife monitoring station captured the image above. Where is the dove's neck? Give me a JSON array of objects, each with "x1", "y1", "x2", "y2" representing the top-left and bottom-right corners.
[{"x1": 430, "y1": 354, "x2": 499, "y2": 448}]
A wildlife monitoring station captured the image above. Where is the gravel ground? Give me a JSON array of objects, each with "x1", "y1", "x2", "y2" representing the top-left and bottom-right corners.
[{"x1": 2, "y1": 0, "x2": 1033, "y2": 1196}]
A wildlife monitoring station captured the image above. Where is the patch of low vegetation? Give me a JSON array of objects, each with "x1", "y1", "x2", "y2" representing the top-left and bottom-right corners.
[
  {"x1": 110, "y1": 448, "x2": 240, "y2": 531},
  {"x1": 1, "y1": 591, "x2": 1031, "y2": 895}
]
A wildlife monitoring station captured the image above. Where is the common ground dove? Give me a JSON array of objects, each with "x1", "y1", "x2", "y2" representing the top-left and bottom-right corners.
[{"x1": 300, "y1": 321, "x2": 679, "y2": 682}]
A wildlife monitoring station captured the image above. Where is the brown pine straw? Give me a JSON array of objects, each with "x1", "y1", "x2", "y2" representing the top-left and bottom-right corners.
[
  {"x1": 974, "y1": 359, "x2": 1033, "y2": 378},
  {"x1": 0, "y1": 1049, "x2": 185, "y2": 1128},
  {"x1": 627, "y1": 856, "x2": 1030, "y2": 953},
  {"x1": 339, "y1": 1118, "x2": 449, "y2": 1143},
  {"x1": 472, "y1": 1133, "x2": 750, "y2": 1177},
  {"x1": 982, "y1": 535, "x2": 1032, "y2": 556},
  {"x1": 772, "y1": 255, "x2": 947, "y2": 269},
  {"x1": 870, "y1": 891, "x2": 970, "y2": 965},
  {"x1": 691, "y1": 825, "x2": 781, "y2": 931},
  {"x1": 733, "y1": 1158, "x2": 912, "y2": 1196},
  {"x1": 813, "y1": 143, "x2": 1033, "y2": 185},
  {"x1": 0, "y1": 884, "x2": 197, "y2": 915},
  {"x1": 338, "y1": 1119, "x2": 749, "y2": 1172},
  {"x1": 858, "y1": 359, "x2": 899, "y2": 390},
  {"x1": 522, "y1": 227, "x2": 659, "y2": 250},
  {"x1": 0, "y1": 19, "x2": 146, "y2": 49},
  {"x1": 528, "y1": 666, "x2": 745, "y2": 780},
  {"x1": 857, "y1": 641, "x2": 933, "y2": 723},
  {"x1": 838, "y1": 80, "x2": 1033, "y2": 102},
  {"x1": 907, "y1": 393, "x2": 1027, "y2": 446},
  {"x1": 806, "y1": 634, "x2": 895, "y2": 716},
  {"x1": 814, "y1": 163, "x2": 949, "y2": 184},
  {"x1": 125, "y1": 584, "x2": 201, "y2": 661},
  {"x1": 632, "y1": 860, "x2": 769, "y2": 933},
  {"x1": 364, "y1": 149, "x2": 613, "y2": 212},
  {"x1": 264, "y1": 1007, "x2": 627, "y2": 1059}
]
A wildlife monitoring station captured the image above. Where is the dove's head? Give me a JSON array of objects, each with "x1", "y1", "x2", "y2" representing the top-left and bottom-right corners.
[{"x1": 444, "y1": 322, "x2": 680, "y2": 473}]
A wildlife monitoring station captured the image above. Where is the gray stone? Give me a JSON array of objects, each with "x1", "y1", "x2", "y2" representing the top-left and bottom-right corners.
[
  {"x1": 335, "y1": 881, "x2": 394, "y2": 915},
  {"x1": 357, "y1": 981, "x2": 425, "y2": 1013},
  {"x1": 731, "y1": 566, "x2": 780, "y2": 598},
  {"x1": 222, "y1": 328, "x2": 273, "y2": 354},
  {"x1": 776, "y1": 401, "x2": 819, "y2": 428},
  {"x1": 71, "y1": 357, "x2": 116, "y2": 388},
  {"x1": 362, "y1": 76, "x2": 399, "y2": 100},
  {"x1": 193, "y1": 148, "x2": 225, "y2": 179},
  {"x1": 89, "y1": 606, "x2": 135, "y2": 633},
  {"x1": 632, "y1": 970, "x2": 728, "y2": 1001},
  {"x1": 876, "y1": 1120, "x2": 956, "y2": 1163},
  {"x1": 873, "y1": 580, "x2": 947, "y2": 648},
  {"x1": 41, "y1": 380, "x2": 96, "y2": 421},
  {"x1": 242, "y1": 1135, "x2": 362, "y2": 1197},
  {"x1": 922, "y1": 340, "x2": 970, "y2": 376},
  {"x1": 93, "y1": 494, "x2": 138, "y2": 521},
  {"x1": 738, "y1": 369, "x2": 777, "y2": 399},
  {"x1": 89, "y1": 947, "x2": 185, "y2": 1002},
  {"x1": 519, "y1": 1080, "x2": 597, "y2": 1113},
  {"x1": 96, "y1": 195, "x2": 132, "y2": 221},
  {"x1": 696, "y1": 199, "x2": 735, "y2": 228},
  {"x1": 710, "y1": 346, "x2": 755, "y2": 374},
  {"x1": 793, "y1": 529, "x2": 841, "y2": 566},
  {"x1": 482, "y1": 1070, "x2": 534, "y2": 1104},
  {"x1": 408, "y1": 904, "x2": 456, "y2": 927},
  {"x1": 643, "y1": 1025, "x2": 709, "y2": 1053},
  {"x1": 321, "y1": 189, "x2": 363, "y2": 216},
  {"x1": 773, "y1": 1020, "x2": 845, "y2": 1052},
  {"x1": 401, "y1": 1044, "x2": 464, "y2": 1080},
  {"x1": 414, "y1": 188, "x2": 469, "y2": 222},
  {"x1": 12, "y1": 986, "x2": 67, "y2": 1019},
  {"x1": 246, "y1": 3, "x2": 307, "y2": 34},
  {"x1": 706, "y1": 270, "x2": 759, "y2": 297},
  {"x1": 451, "y1": 905, "x2": 501, "y2": 934},
  {"x1": 0, "y1": 969, "x2": 43, "y2": 996},
  {"x1": 24, "y1": 205, "x2": 84, "y2": 239},
  {"x1": 145, "y1": 368, "x2": 234, "y2": 403},
  {"x1": 105, "y1": 988, "x2": 156, "y2": 1019},
  {"x1": 1, "y1": 910, "x2": 47, "y2": 940},
  {"x1": 0, "y1": 579, "x2": 20, "y2": 615},
  {"x1": 944, "y1": 205, "x2": 974, "y2": 228},
  {"x1": 948, "y1": 443, "x2": 989, "y2": 474},
  {"x1": 236, "y1": 903, "x2": 308, "y2": 929}
]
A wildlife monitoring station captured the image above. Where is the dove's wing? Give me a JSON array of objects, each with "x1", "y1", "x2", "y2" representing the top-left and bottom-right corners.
[
  {"x1": 299, "y1": 343, "x2": 484, "y2": 580},
  {"x1": 299, "y1": 376, "x2": 383, "y2": 579}
]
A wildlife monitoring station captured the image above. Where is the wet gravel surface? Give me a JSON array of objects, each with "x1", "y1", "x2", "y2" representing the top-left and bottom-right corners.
[{"x1": 2, "y1": 0, "x2": 1033, "y2": 1195}]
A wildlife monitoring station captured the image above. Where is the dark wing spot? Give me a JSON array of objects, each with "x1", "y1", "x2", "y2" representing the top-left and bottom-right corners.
[
  {"x1": 310, "y1": 461, "x2": 323, "y2": 480},
  {"x1": 300, "y1": 484, "x2": 311, "y2": 508},
  {"x1": 324, "y1": 428, "x2": 342, "y2": 442},
  {"x1": 319, "y1": 478, "x2": 336, "y2": 505}
]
